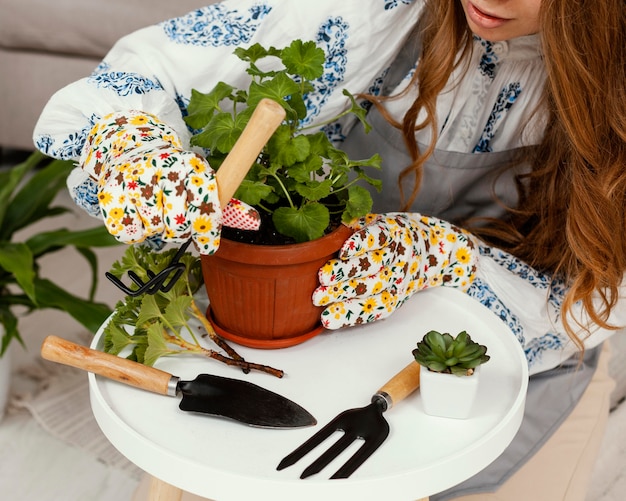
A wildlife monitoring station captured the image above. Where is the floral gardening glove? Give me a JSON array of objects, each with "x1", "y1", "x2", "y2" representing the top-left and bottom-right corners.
[
  {"x1": 312, "y1": 213, "x2": 478, "y2": 329},
  {"x1": 79, "y1": 111, "x2": 260, "y2": 255}
]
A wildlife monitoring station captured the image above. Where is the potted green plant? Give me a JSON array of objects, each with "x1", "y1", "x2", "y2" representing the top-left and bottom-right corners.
[
  {"x1": 413, "y1": 330, "x2": 490, "y2": 419},
  {"x1": 0, "y1": 151, "x2": 120, "y2": 419},
  {"x1": 184, "y1": 39, "x2": 382, "y2": 348}
]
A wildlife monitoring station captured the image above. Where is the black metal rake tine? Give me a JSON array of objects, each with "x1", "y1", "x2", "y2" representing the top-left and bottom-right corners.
[
  {"x1": 106, "y1": 239, "x2": 193, "y2": 297},
  {"x1": 151, "y1": 264, "x2": 187, "y2": 293},
  {"x1": 127, "y1": 269, "x2": 154, "y2": 287},
  {"x1": 106, "y1": 265, "x2": 175, "y2": 296},
  {"x1": 105, "y1": 272, "x2": 147, "y2": 296}
]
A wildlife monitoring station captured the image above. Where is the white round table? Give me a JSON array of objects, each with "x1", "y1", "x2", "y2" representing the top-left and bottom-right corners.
[{"x1": 89, "y1": 287, "x2": 528, "y2": 501}]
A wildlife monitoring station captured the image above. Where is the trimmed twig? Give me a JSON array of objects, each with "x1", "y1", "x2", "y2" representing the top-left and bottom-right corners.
[
  {"x1": 190, "y1": 299, "x2": 249, "y2": 370},
  {"x1": 164, "y1": 333, "x2": 284, "y2": 378}
]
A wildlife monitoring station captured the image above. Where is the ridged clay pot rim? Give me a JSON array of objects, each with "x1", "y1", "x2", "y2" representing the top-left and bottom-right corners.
[{"x1": 211, "y1": 224, "x2": 354, "y2": 266}]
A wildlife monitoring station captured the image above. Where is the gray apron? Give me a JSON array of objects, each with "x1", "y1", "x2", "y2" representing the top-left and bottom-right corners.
[
  {"x1": 344, "y1": 109, "x2": 531, "y2": 223},
  {"x1": 339, "y1": 25, "x2": 601, "y2": 499}
]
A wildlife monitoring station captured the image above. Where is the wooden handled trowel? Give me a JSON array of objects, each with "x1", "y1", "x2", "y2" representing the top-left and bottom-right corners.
[
  {"x1": 41, "y1": 335, "x2": 316, "y2": 429},
  {"x1": 41, "y1": 100, "x2": 315, "y2": 428}
]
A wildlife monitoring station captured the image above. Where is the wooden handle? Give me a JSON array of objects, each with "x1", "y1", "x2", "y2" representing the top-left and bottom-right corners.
[
  {"x1": 215, "y1": 98, "x2": 285, "y2": 206},
  {"x1": 377, "y1": 360, "x2": 421, "y2": 408},
  {"x1": 41, "y1": 335, "x2": 175, "y2": 396}
]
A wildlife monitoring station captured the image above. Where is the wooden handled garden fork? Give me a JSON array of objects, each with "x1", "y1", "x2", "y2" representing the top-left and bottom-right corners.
[{"x1": 277, "y1": 360, "x2": 422, "y2": 479}]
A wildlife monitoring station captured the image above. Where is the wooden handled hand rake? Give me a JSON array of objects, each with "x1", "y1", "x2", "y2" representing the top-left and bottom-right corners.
[
  {"x1": 277, "y1": 361, "x2": 421, "y2": 479},
  {"x1": 105, "y1": 98, "x2": 286, "y2": 297}
]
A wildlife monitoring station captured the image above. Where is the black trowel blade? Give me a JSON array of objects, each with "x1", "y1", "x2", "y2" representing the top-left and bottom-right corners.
[{"x1": 177, "y1": 374, "x2": 316, "y2": 428}]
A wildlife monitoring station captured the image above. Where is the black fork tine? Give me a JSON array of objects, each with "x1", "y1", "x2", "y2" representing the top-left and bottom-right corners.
[
  {"x1": 330, "y1": 426, "x2": 390, "y2": 479},
  {"x1": 278, "y1": 362, "x2": 421, "y2": 480},
  {"x1": 300, "y1": 432, "x2": 358, "y2": 479},
  {"x1": 278, "y1": 399, "x2": 390, "y2": 479},
  {"x1": 277, "y1": 413, "x2": 345, "y2": 471}
]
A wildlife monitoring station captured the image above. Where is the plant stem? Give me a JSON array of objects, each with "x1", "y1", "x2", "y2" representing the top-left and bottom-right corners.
[
  {"x1": 163, "y1": 332, "x2": 284, "y2": 378},
  {"x1": 189, "y1": 298, "x2": 251, "y2": 372},
  {"x1": 270, "y1": 172, "x2": 295, "y2": 208},
  {"x1": 299, "y1": 107, "x2": 353, "y2": 131}
]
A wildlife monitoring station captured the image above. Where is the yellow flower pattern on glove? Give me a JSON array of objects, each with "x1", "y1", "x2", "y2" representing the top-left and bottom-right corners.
[
  {"x1": 312, "y1": 213, "x2": 478, "y2": 329},
  {"x1": 80, "y1": 110, "x2": 222, "y2": 254}
]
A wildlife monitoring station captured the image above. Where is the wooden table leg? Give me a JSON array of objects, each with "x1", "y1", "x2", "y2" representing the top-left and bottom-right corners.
[{"x1": 148, "y1": 476, "x2": 183, "y2": 501}]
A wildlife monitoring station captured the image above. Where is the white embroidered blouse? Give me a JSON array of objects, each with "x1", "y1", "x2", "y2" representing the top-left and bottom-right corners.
[{"x1": 33, "y1": 0, "x2": 625, "y2": 375}]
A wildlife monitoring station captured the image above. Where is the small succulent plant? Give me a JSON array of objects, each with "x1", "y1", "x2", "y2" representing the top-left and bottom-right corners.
[{"x1": 413, "y1": 330, "x2": 490, "y2": 376}]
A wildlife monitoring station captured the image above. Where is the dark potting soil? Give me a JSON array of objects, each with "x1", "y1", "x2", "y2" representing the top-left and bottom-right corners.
[
  {"x1": 222, "y1": 222, "x2": 295, "y2": 246},
  {"x1": 222, "y1": 209, "x2": 341, "y2": 246}
]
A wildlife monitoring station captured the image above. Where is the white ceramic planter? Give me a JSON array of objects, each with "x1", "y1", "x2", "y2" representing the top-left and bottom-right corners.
[{"x1": 419, "y1": 365, "x2": 481, "y2": 419}]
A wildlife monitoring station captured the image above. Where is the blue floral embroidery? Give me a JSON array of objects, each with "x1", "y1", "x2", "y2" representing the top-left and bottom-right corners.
[
  {"x1": 174, "y1": 92, "x2": 191, "y2": 120},
  {"x1": 466, "y1": 277, "x2": 525, "y2": 346},
  {"x1": 34, "y1": 112, "x2": 102, "y2": 160},
  {"x1": 479, "y1": 245, "x2": 551, "y2": 289},
  {"x1": 300, "y1": 17, "x2": 350, "y2": 125},
  {"x1": 93, "y1": 61, "x2": 109, "y2": 74},
  {"x1": 368, "y1": 67, "x2": 388, "y2": 98},
  {"x1": 70, "y1": 178, "x2": 101, "y2": 217},
  {"x1": 322, "y1": 122, "x2": 347, "y2": 144},
  {"x1": 88, "y1": 70, "x2": 163, "y2": 97},
  {"x1": 160, "y1": 4, "x2": 271, "y2": 46},
  {"x1": 34, "y1": 128, "x2": 90, "y2": 160},
  {"x1": 546, "y1": 279, "x2": 567, "y2": 317},
  {"x1": 477, "y1": 37, "x2": 498, "y2": 79},
  {"x1": 33, "y1": 135, "x2": 55, "y2": 157},
  {"x1": 479, "y1": 245, "x2": 565, "y2": 314},
  {"x1": 384, "y1": 0, "x2": 413, "y2": 9},
  {"x1": 474, "y1": 82, "x2": 522, "y2": 152},
  {"x1": 524, "y1": 333, "x2": 565, "y2": 369}
]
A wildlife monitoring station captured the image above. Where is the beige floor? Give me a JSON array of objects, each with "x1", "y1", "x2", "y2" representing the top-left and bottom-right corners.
[{"x1": 0, "y1": 150, "x2": 625, "y2": 500}]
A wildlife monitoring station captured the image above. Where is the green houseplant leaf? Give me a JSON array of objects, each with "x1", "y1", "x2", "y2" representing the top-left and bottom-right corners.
[
  {"x1": 185, "y1": 38, "x2": 382, "y2": 244},
  {"x1": 0, "y1": 151, "x2": 121, "y2": 356}
]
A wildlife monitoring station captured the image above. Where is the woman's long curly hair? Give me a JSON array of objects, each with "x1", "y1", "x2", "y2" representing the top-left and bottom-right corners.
[{"x1": 370, "y1": 0, "x2": 626, "y2": 348}]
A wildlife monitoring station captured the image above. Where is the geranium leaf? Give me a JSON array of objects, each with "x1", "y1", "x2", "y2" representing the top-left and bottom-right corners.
[
  {"x1": 273, "y1": 203, "x2": 329, "y2": 242},
  {"x1": 136, "y1": 294, "x2": 164, "y2": 327},
  {"x1": 234, "y1": 179, "x2": 274, "y2": 206},
  {"x1": 248, "y1": 74, "x2": 300, "y2": 109},
  {"x1": 342, "y1": 185, "x2": 374, "y2": 223},
  {"x1": 106, "y1": 322, "x2": 134, "y2": 356},
  {"x1": 295, "y1": 179, "x2": 332, "y2": 202},
  {"x1": 164, "y1": 296, "x2": 193, "y2": 329},
  {"x1": 185, "y1": 84, "x2": 234, "y2": 129},
  {"x1": 281, "y1": 40, "x2": 325, "y2": 80},
  {"x1": 268, "y1": 130, "x2": 310, "y2": 167},
  {"x1": 144, "y1": 322, "x2": 176, "y2": 366},
  {"x1": 342, "y1": 89, "x2": 372, "y2": 133}
]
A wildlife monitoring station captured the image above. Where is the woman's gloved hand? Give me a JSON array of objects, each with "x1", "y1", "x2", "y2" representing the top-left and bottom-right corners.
[
  {"x1": 80, "y1": 110, "x2": 259, "y2": 255},
  {"x1": 312, "y1": 213, "x2": 479, "y2": 329}
]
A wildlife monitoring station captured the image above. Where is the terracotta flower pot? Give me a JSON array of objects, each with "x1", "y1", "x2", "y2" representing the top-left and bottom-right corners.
[{"x1": 201, "y1": 224, "x2": 353, "y2": 349}]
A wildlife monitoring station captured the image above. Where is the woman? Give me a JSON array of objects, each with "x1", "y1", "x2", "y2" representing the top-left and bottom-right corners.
[{"x1": 33, "y1": 1, "x2": 625, "y2": 499}]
